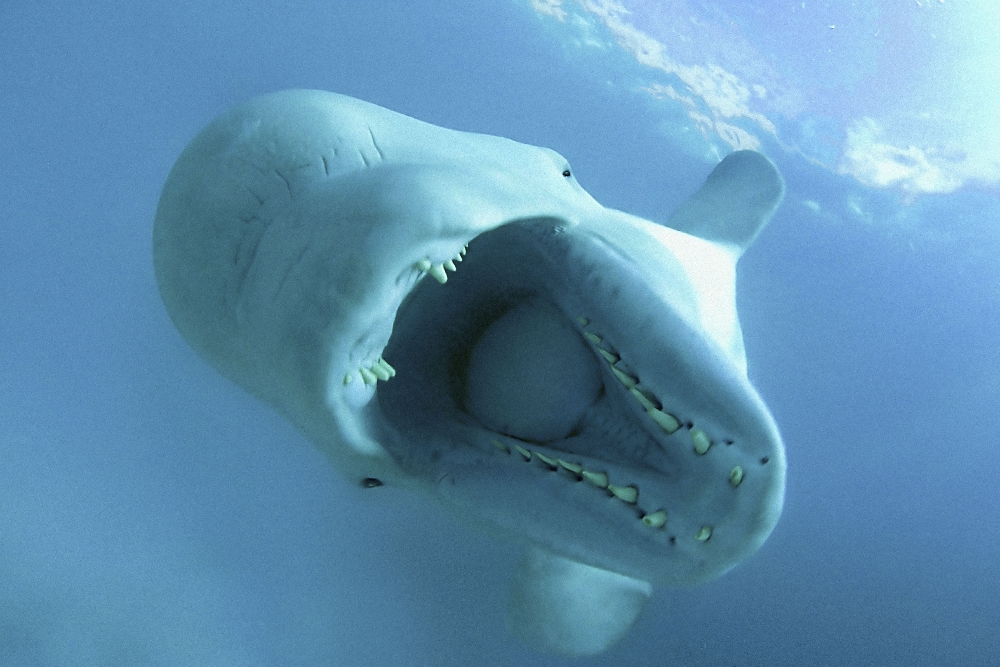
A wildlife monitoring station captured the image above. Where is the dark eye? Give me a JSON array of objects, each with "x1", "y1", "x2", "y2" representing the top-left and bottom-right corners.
[{"x1": 562, "y1": 169, "x2": 571, "y2": 177}]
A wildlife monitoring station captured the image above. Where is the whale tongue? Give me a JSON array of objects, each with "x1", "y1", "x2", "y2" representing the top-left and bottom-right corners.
[{"x1": 464, "y1": 297, "x2": 603, "y2": 443}]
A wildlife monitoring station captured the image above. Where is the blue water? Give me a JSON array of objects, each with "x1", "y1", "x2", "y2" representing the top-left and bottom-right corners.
[{"x1": 2, "y1": 0, "x2": 999, "y2": 664}]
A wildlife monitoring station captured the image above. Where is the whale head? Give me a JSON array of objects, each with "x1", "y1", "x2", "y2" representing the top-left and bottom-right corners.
[{"x1": 153, "y1": 90, "x2": 786, "y2": 656}]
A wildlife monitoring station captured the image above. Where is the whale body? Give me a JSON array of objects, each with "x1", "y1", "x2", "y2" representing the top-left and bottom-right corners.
[{"x1": 153, "y1": 90, "x2": 786, "y2": 656}]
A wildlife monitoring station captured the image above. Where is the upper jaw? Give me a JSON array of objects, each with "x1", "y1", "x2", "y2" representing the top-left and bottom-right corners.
[{"x1": 327, "y1": 213, "x2": 784, "y2": 584}]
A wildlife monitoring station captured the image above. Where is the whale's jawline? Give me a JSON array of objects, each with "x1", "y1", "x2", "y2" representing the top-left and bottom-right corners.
[{"x1": 366, "y1": 218, "x2": 781, "y2": 585}]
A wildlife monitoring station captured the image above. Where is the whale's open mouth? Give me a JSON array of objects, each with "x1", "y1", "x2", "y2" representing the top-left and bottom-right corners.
[{"x1": 343, "y1": 218, "x2": 783, "y2": 585}]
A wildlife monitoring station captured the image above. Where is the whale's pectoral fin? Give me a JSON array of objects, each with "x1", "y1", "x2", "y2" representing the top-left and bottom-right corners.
[
  {"x1": 508, "y1": 548, "x2": 653, "y2": 657},
  {"x1": 666, "y1": 150, "x2": 785, "y2": 256}
]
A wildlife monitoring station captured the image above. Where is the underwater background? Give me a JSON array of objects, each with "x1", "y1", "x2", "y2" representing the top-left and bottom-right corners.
[{"x1": 2, "y1": 0, "x2": 999, "y2": 664}]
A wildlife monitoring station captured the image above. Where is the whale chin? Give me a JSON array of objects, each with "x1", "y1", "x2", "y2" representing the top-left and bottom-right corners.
[{"x1": 153, "y1": 89, "x2": 786, "y2": 656}]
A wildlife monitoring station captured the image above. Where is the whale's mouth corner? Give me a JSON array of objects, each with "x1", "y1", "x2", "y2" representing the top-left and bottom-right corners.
[{"x1": 336, "y1": 217, "x2": 784, "y2": 584}]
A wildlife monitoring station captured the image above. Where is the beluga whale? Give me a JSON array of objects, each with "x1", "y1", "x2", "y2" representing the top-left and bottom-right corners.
[{"x1": 153, "y1": 89, "x2": 787, "y2": 656}]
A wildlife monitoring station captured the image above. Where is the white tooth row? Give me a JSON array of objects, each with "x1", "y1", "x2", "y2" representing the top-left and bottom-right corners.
[
  {"x1": 343, "y1": 357, "x2": 396, "y2": 386},
  {"x1": 415, "y1": 245, "x2": 468, "y2": 284},
  {"x1": 577, "y1": 317, "x2": 744, "y2": 488},
  {"x1": 577, "y1": 317, "x2": 692, "y2": 439},
  {"x1": 493, "y1": 439, "x2": 723, "y2": 540},
  {"x1": 576, "y1": 318, "x2": 749, "y2": 542},
  {"x1": 492, "y1": 439, "x2": 670, "y2": 529}
]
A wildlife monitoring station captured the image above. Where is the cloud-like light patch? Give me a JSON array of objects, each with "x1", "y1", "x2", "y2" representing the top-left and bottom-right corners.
[
  {"x1": 641, "y1": 81, "x2": 767, "y2": 152},
  {"x1": 834, "y1": 2, "x2": 1000, "y2": 194},
  {"x1": 538, "y1": 0, "x2": 774, "y2": 152},
  {"x1": 529, "y1": 0, "x2": 1000, "y2": 195},
  {"x1": 840, "y1": 118, "x2": 966, "y2": 195},
  {"x1": 530, "y1": 0, "x2": 568, "y2": 21}
]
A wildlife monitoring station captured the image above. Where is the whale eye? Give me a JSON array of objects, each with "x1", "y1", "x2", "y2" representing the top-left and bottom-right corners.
[{"x1": 562, "y1": 169, "x2": 571, "y2": 177}]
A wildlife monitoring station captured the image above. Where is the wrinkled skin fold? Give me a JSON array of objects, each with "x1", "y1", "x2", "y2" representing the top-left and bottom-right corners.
[{"x1": 153, "y1": 90, "x2": 787, "y2": 656}]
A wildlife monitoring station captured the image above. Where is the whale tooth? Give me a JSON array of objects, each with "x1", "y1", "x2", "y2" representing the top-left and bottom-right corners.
[
  {"x1": 557, "y1": 459, "x2": 583, "y2": 474},
  {"x1": 629, "y1": 387, "x2": 656, "y2": 411},
  {"x1": 695, "y1": 525, "x2": 713, "y2": 541},
  {"x1": 577, "y1": 317, "x2": 589, "y2": 327},
  {"x1": 460, "y1": 244, "x2": 468, "y2": 255},
  {"x1": 608, "y1": 484, "x2": 638, "y2": 504},
  {"x1": 691, "y1": 429, "x2": 711, "y2": 455},
  {"x1": 492, "y1": 440, "x2": 510, "y2": 454},
  {"x1": 597, "y1": 348, "x2": 619, "y2": 364},
  {"x1": 359, "y1": 366, "x2": 378, "y2": 385},
  {"x1": 582, "y1": 470, "x2": 609, "y2": 488},
  {"x1": 514, "y1": 445, "x2": 532, "y2": 461},
  {"x1": 444, "y1": 259, "x2": 457, "y2": 272},
  {"x1": 377, "y1": 358, "x2": 396, "y2": 377},
  {"x1": 343, "y1": 372, "x2": 354, "y2": 385},
  {"x1": 647, "y1": 407, "x2": 680, "y2": 434},
  {"x1": 428, "y1": 263, "x2": 448, "y2": 284},
  {"x1": 584, "y1": 332, "x2": 602, "y2": 345},
  {"x1": 611, "y1": 366, "x2": 637, "y2": 389},
  {"x1": 729, "y1": 466, "x2": 744, "y2": 487},
  {"x1": 642, "y1": 509, "x2": 667, "y2": 528},
  {"x1": 416, "y1": 258, "x2": 432, "y2": 271},
  {"x1": 369, "y1": 362, "x2": 391, "y2": 381},
  {"x1": 534, "y1": 452, "x2": 558, "y2": 468},
  {"x1": 452, "y1": 252, "x2": 463, "y2": 262}
]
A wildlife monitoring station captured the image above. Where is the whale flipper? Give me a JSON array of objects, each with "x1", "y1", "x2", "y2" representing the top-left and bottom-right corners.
[
  {"x1": 509, "y1": 547, "x2": 652, "y2": 656},
  {"x1": 667, "y1": 150, "x2": 784, "y2": 255}
]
